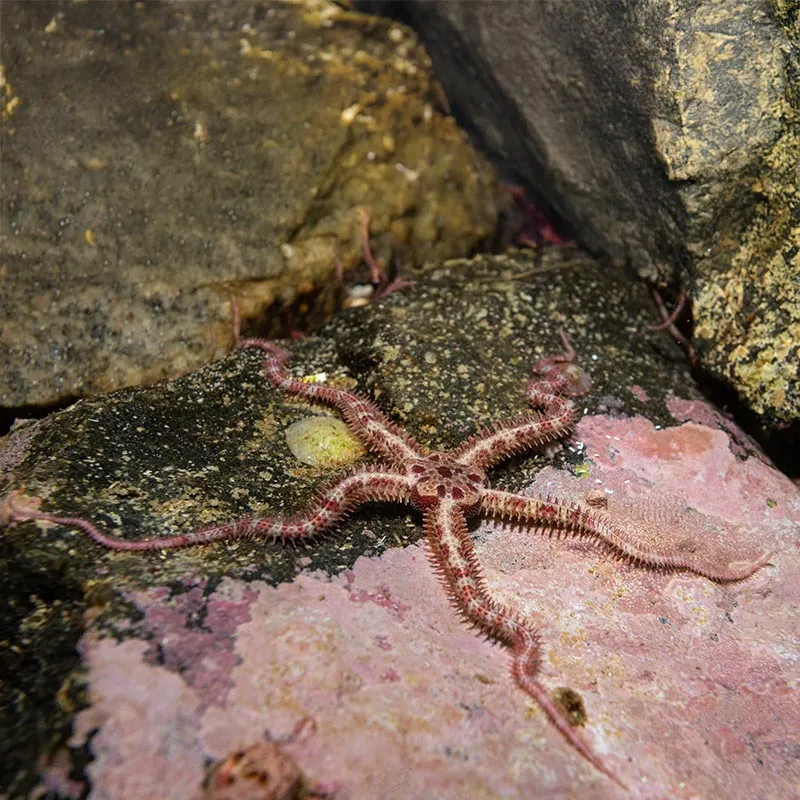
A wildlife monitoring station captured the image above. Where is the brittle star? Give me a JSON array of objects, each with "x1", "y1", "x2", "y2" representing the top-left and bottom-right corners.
[{"x1": 5, "y1": 322, "x2": 771, "y2": 791}]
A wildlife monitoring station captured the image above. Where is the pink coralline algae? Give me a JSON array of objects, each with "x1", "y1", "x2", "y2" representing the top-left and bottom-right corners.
[
  {"x1": 665, "y1": 395, "x2": 772, "y2": 463},
  {"x1": 132, "y1": 577, "x2": 258, "y2": 710},
  {"x1": 33, "y1": 412, "x2": 799, "y2": 800},
  {"x1": 629, "y1": 384, "x2": 648, "y2": 403}
]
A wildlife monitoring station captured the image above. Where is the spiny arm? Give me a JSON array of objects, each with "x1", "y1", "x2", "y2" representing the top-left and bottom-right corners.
[
  {"x1": 422, "y1": 500, "x2": 625, "y2": 789},
  {"x1": 454, "y1": 333, "x2": 580, "y2": 471},
  {"x1": 479, "y1": 488, "x2": 773, "y2": 582},
  {"x1": 5, "y1": 469, "x2": 414, "y2": 552},
  {"x1": 452, "y1": 407, "x2": 576, "y2": 472},
  {"x1": 237, "y1": 336, "x2": 423, "y2": 467}
]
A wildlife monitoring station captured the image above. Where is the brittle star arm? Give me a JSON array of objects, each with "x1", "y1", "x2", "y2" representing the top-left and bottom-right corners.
[
  {"x1": 6, "y1": 469, "x2": 415, "y2": 552},
  {"x1": 453, "y1": 338, "x2": 579, "y2": 471},
  {"x1": 237, "y1": 337, "x2": 423, "y2": 467},
  {"x1": 478, "y1": 488, "x2": 773, "y2": 582},
  {"x1": 422, "y1": 500, "x2": 625, "y2": 789}
]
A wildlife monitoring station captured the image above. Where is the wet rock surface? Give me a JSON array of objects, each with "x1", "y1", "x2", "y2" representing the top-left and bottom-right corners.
[
  {"x1": 386, "y1": 0, "x2": 799, "y2": 438},
  {"x1": 2, "y1": 248, "x2": 797, "y2": 799},
  {"x1": 0, "y1": 0, "x2": 498, "y2": 410}
]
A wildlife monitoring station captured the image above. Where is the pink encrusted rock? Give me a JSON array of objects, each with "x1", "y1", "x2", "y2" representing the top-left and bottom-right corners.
[{"x1": 32, "y1": 408, "x2": 798, "y2": 800}]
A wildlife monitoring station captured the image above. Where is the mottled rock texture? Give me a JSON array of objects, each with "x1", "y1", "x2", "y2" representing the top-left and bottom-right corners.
[
  {"x1": 2, "y1": 249, "x2": 797, "y2": 799},
  {"x1": 0, "y1": 0, "x2": 498, "y2": 409},
  {"x1": 383, "y1": 0, "x2": 799, "y2": 438}
]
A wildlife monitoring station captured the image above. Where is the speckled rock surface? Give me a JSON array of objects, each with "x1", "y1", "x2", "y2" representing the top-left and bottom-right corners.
[
  {"x1": 2, "y1": 249, "x2": 798, "y2": 798},
  {"x1": 0, "y1": 0, "x2": 498, "y2": 409},
  {"x1": 384, "y1": 0, "x2": 799, "y2": 435}
]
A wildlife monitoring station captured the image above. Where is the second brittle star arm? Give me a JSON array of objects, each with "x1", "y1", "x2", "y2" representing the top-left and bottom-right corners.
[
  {"x1": 453, "y1": 340, "x2": 579, "y2": 471},
  {"x1": 237, "y1": 337, "x2": 423, "y2": 467},
  {"x1": 451, "y1": 405, "x2": 577, "y2": 472},
  {"x1": 6, "y1": 469, "x2": 415, "y2": 552},
  {"x1": 229, "y1": 297, "x2": 422, "y2": 466},
  {"x1": 422, "y1": 500, "x2": 625, "y2": 789},
  {"x1": 479, "y1": 488, "x2": 773, "y2": 582}
]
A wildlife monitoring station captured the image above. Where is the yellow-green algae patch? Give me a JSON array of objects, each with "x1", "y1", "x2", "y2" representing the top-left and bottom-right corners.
[{"x1": 285, "y1": 416, "x2": 365, "y2": 467}]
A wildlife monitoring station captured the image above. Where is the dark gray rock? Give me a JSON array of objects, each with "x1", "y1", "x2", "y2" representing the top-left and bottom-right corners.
[
  {"x1": 0, "y1": 0, "x2": 499, "y2": 409},
  {"x1": 385, "y1": 0, "x2": 799, "y2": 435}
]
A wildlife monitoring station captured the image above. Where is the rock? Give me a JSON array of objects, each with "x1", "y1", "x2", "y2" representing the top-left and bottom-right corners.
[
  {"x1": 2, "y1": 247, "x2": 797, "y2": 799},
  {"x1": 0, "y1": 0, "x2": 498, "y2": 409},
  {"x1": 385, "y1": 0, "x2": 799, "y2": 441}
]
